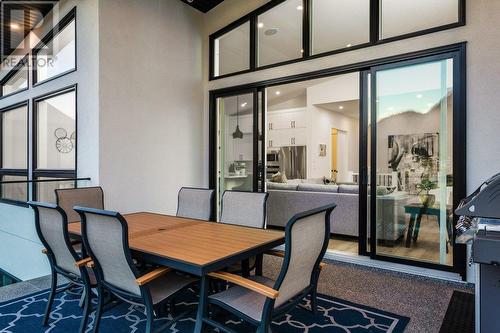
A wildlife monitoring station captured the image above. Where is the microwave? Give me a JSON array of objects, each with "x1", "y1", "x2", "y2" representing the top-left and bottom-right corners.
[{"x1": 266, "y1": 151, "x2": 279, "y2": 163}]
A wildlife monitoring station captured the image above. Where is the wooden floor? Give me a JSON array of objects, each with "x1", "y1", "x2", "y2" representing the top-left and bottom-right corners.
[{"x1": 328, "y1": 215, "x2": 453, "y2": 266}]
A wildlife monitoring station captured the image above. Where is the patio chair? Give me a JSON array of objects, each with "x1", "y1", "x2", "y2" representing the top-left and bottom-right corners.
[
  {"x1": 176, "y1": 187, "x2": 215, "y2": 220},
  {"x1": 28, "y1": 201, "x2": 97, "y2": 333},
  {"x1": 220, "y1": 190, "x2": 268, "y2": 228},
  {"x1": 74, "y1": 206, "x2": 197, "y2": 333},
  {"x1": 200, "y1": 203, "x2": 336, "y2": 333},
  {"x1": 220, "y1": 190, "x2": 269, "y2": 275},
  {"x1": 55, "y1": 187, "x2": 105, "y2": 223}
]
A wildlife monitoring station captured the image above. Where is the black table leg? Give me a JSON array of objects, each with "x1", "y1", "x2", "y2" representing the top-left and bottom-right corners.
[
  {"x1": 242, "y1": 259, "x2": 250, "y2": 278},
  {"x1": 194, "y1": 275, "x2": 209, "y2": 333},
  {"x1": 413, "y1": 214, "x2": 423, "y2": 243},
  {"x1": 406, "y1": 214, "x2": 416, "y2": 248}
]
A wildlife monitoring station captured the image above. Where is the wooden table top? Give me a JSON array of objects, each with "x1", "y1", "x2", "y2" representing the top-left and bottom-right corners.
[{"x1": 68, "y1": 212, "x2": 285, "y2": 275}]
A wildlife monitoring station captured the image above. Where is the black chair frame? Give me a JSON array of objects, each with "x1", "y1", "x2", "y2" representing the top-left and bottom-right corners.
[
  {"x1": 202, "y1": 203, "x2": 336, "y2": 333},
  {"x1": 75, "y1": 206, "x2": 194, "y2": 333},
  {"x1": 29, "y1": 201, "x2": 96, "y2": 333}
]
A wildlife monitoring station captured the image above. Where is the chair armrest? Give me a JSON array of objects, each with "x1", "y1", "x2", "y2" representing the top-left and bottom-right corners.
[
  {"x1": 265, "y1": 250, "x2": 285, "y2": 258},
  {"x1": 75, "y1": 257, "x2": 93, "y2": 267},
  {"x1": 208, "y1": 271, "x2": 279, "y2": 299},
  {"x1": 136, "y1": 267, "x2": 172, "y2": 286},
  {"x1": 267, "y1": 250, "x2": 327, "y2": 270},
  {"x1": 41, "y1": 248, "x2": 48, "y2": 255}
]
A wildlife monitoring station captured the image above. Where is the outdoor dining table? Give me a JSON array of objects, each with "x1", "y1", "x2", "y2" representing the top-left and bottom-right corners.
[{"x1": 67, "y1": 212, "x2": 285, "y2": 333}]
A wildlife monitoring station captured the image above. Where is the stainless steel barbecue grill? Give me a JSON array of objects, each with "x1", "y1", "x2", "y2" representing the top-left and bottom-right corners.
[{"x1": 455, "y1": 172, "x2": 500, "y2": 333}]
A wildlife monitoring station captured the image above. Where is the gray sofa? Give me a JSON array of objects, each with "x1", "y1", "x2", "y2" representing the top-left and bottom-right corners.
[{"x1": 266, "y1": 182, "x2": 409, "y2": 242}]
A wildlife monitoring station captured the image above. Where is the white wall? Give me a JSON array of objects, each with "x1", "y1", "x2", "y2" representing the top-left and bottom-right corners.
[
  {"x1": 0, "y1": 0, "x2": 100, "y2": 280},
  {"x1": 307, "y1": 74, "x2": 359, "y2": 180},
  {"x1": 98, "y1": 0, "x2": 204, "y2": 214}
]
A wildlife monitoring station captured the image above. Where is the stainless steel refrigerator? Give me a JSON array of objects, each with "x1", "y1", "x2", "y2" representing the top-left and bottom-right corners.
[{"x1": 279, "y1": 146, "x2": 307, "y2": 179}]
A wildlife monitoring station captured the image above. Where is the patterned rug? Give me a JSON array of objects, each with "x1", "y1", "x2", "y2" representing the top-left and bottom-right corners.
[{"x1": 0, "y1": 287, "x2": 409, "y2": 332}]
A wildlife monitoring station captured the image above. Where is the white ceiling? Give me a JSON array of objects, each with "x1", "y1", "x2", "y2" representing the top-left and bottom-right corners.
[
  {"x1": 315, "y1": 99, "x2": 359, "y2": 119},
  {"x1": 221, "y1": 73, "x2": 360, "y2": 117}
]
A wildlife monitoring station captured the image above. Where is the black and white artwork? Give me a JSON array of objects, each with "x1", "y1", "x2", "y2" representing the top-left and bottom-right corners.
[{"x1": 388, "y1": 133, "x2": 439, "y2": 193}]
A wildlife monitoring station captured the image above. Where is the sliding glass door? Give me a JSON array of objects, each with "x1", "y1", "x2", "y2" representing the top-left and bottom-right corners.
[
  {"x1": 215, "y1": 89, "x2": 265, "y2": 217},
  {"x1": 209, "y1": 44, "x2": 466, "y2": 275},
  {"x1": 368, "y1": 53, "x2": 463, "y2": 268}
]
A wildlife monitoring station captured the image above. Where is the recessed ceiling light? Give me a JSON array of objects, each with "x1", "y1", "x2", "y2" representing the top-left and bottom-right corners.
[
  {"x1": 10, "y1": 23, "x2": 20, "y2": 30},
  {"x1": 339, "y1": 106, "x2": 344, "y2": 110},
  {"x1": 346, "y1": 43, "x2": 352, "y2": 48},
  {"x1": 275, "y1": 91, "x2": 281, "y2": 96},
  {"x1": 264, "y1": 28, "x2": 278, "y2": 36},
  {"x1": 416, "y1": 94, "x2": 423, "y2": 99},
  {"x1": 241, "y1": 102, "x2": 248, "y2": 107},
  {"x1": 296, "y1": 5, "x2": 303, "y2": 10},
  {"x1": 300, "y1": 49, "x2": 304, "y2": 53},
  {"x1": 258, "y1": 22, "x2": 264, "y2": 28}
]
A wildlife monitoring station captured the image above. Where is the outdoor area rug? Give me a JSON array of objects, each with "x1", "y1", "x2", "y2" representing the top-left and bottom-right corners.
[
  {"x1": 439, "y1": 290, "x2": 474, "y2": 333},
  {"x1": 0, "y1": 287, "x2": 409, "y2": 332}
]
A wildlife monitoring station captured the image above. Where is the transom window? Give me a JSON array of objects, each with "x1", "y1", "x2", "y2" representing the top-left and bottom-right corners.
[{"x1": 210, "y1": 0, "x2": 465, "y2": 79}]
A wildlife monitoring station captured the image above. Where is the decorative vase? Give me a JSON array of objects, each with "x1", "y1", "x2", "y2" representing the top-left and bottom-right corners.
[{"x1": 419, "y1": 193, "x2": 436, "y2": 206}]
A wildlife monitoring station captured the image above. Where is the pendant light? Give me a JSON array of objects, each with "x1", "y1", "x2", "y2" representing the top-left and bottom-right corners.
[{"x1": 232, "y1": 96, "x2": 244, "y2": 139}]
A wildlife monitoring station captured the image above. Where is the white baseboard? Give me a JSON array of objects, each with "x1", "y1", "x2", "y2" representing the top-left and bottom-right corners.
[
  {"x1": 274, "y1": 245, "x2": 464, "y2": 283},
  {"x1": 324, "y1": 250, "x2": 464, "y2": 282}
]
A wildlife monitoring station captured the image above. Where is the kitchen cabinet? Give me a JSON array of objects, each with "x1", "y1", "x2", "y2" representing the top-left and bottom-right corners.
[
  {"x1": 267, "y1": 108, "x2": 307, "y2": 148},
  {"x1": 268, "y1": 108, "x2": 307, "y2": 131}
]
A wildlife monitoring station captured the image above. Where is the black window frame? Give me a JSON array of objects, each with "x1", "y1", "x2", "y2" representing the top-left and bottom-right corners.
[
  {"x1": 32, "y1": 85, "x2": 77, "y2": 200},
  {"x1": 209, "y1": 0, "x2": 466, "y2": 80},
  {"x1": 0, "y1": 101, "x2": 29, "y2": 204},
  {"x1": 0, "y1": 56, "x2": 29, "y2": 100},
  {"x1": 32, "y1": 7, "x2": 77, "y2": 87}
]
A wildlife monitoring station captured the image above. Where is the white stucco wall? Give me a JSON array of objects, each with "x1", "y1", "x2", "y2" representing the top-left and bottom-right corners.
[{"x1": 98, "y1": 0, "x2": 204, "y2": 214}]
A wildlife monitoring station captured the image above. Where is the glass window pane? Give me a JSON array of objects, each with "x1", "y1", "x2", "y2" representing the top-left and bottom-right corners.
[
  {"x1": 258, "y1": 0, "x2": 303, "y2": 67},
  {"x1": 2, "y1": 64, "x2": 28, "y2": 96},
  {"x1": 35, "y1": 19, "x2": 76, "y2": 83},
  {"x1": 36, "y1": 178, "x2": 75, "y2": 203},
  {"x1": 1, "y1": 175, "x2": 28, "y2": 202},
  {"x1": 375, "y1": 58, "x2": 454, "y2": 266},
  {"x1": 380, "y1": 0, "x2": 459, "y2": 39},
  {"x1": 2, "y1": 105, "x2": 27, "y2": 169},
  {"x1": 311, "y1": 0, "x2": 370, "y2": 55},
  {"x1": 36, "y1": 90, "x2": 76, "y2": 170},
  {"x1": 216, "y1": 93, "x2": 254, "y2": 217},
  {"x1": 214, "y1": 22, "x2": 250, "y2": 77}
]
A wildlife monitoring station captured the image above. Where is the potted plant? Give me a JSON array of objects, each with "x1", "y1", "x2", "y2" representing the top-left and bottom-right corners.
[{"x1": 416, "y1": 179, "x2": 438, "y2": 206}]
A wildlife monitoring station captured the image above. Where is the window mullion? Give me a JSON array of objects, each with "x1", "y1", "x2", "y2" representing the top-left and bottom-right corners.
[
  {"x1": 370, "y1": 0, "x2": 380, "y2": 44},
  {"x1": 302, "y1": 0, "x2": 311, "y2": 58}
]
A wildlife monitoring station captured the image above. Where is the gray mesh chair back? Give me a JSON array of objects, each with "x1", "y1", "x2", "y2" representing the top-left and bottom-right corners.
[
  {"x1": 176, "y1": 187, "x2": 215, "y2": 220},
  {"x1": 56, "y1": 187, "x2": 104, "y2": 223},
  {"x1": 30, "y1": 202, "x2": 80, "y2": 276},
  {"x1": 220, "y1": 191, "x2": 269, "y2": 228},
  {"x1": 75, "y1": 207, "x2": 140, "y2": 296},
  {"x1": 273, "y1": 204, "x2": 335, "y2": 308}
]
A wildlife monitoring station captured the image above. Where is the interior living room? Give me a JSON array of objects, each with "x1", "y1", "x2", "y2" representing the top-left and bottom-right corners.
[{"x1": 0, "y1": 0, "x2": 500, "y2": 332}]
